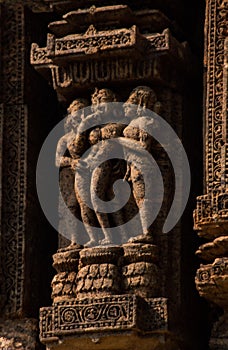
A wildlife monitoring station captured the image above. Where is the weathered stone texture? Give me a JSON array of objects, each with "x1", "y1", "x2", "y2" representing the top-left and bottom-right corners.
[{"x1": 0, "y1": 319, "x2": 38, "y2": 350}]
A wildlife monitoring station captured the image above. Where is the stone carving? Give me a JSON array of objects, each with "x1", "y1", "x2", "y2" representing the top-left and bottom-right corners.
[
  {"x1": 71, "y1": 88, "x2": 127, "y2": 247},
  {"x1": 57, "y1": 86, "x2": 161, "y2": 247},
  {"x1": 1, "y1": 3, "x2": 29, "y2": 317},
  {"x1": 40, "y1": 295, "x2": 168, "y2": 342},
  {"x1": 123, "y1": 86, "x2": 161, "y2": 244},
  {"x1": 56, "y1": 98, "x2": 89, "y2": 246},
  {"x1": 76, "y1": 246, "x2": 123, "y2": 298},
  {"x1": 51, "y1": 247, "x2": 82, "y2": 303},
  {"x1": 27, "y1": 2, "x2": 196, "y2": 349},
  {"x1": 193, "y1": 1, "x2": 228, "y2": 348},
  {"x1": 48, "y1": 25, "x2": 145, "y2": 59},
  {"x1": 30, "y1": 12, "x2": 189, "y2": 101},
  {"x1": 122, "y1": 243, "x2": 160, "y2": 298}
]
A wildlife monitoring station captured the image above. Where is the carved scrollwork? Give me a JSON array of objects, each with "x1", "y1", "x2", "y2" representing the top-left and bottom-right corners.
[{"x1": 40, "y1": 295, "x2": 168, "y2": 342}]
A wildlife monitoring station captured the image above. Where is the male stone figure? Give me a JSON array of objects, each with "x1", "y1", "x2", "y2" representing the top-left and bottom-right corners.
[{"x1": 74, "y1": 88, "x2": 127, "y2": 247}]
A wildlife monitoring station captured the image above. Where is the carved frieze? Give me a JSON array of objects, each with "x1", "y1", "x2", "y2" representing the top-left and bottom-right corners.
[
  {"x1": 30, "y1": 3, "x2": 191, "y2": 100},
  {"x1": 31, "y1": 26, "x2": 185, "y2": 65},
  {"x1": 46, "y1": 25, "x2": 147, "y2": 60},
  {"x1": 40, "y1": 295, "x2": 168, "y2": 343}
]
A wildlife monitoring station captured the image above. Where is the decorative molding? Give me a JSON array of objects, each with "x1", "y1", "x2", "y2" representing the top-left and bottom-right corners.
[
  {"x1": 204, "y1": 0, "x2": 227, "y2": 193},
  {"x1": 1, "y1": 3, "x2": 27, "y2": 316},
  {"x1": 194, "y1": 0, "x2": 228, "y2": 234},
  {"x1": 40, "y1": 295, "x2": 168, "y2": 343},
  {"x1": 31, "y1": 28, "x2": 178, "y2": 67},
  {"x1": 2, "y1": 104, "x2": 28, "y2": 316},
  {"x1": 194, "y1": 0, "x2": 228, "y2": 346}
]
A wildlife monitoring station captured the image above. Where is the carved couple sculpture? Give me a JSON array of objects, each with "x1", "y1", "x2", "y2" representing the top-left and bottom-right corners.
[{"x1": 56, "y1": 86, "x2": 161, "y2": 248}]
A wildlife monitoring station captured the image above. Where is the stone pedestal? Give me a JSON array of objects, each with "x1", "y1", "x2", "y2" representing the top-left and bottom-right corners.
[
  {"x1": 39, "y1": 244, "x2": 177, "y2": 349},
  {"x1": 45, "y1": 332, "x2": 180, "y2": 350}
]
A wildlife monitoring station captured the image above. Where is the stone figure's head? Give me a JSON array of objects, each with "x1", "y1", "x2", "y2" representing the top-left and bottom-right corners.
[
  {"x1": 124, "y1": 86, "x2": 157, "y2": 117},
  {"x1": 65, "y1": 98, "x2": 89, "y2": 132},
  {"x1": 91, "y1": 88, "x2": 117, "y2": 114}
]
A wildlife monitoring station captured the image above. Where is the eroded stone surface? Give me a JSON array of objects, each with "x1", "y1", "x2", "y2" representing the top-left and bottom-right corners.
[{"x1": 0, "y1": 319, "x2": 38, "y2": 350}]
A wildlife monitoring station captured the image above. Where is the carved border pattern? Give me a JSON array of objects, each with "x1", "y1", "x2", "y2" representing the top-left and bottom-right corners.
[
  {"x1": 40, "y1": 296, "x2": 168, "y2": 342},
  {"x1": 194, "y1": 0, "x2": 228, "y2": 231},
  {"x1": 1, "y1": 3, "x2": 27, "y2": 316},
  {"x1": 205, "y1": 0, "x2": 227, "y2": 192}
]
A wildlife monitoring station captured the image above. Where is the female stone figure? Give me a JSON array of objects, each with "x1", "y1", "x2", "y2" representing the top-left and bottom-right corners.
[
  {"x1": 122, "y1": 86, "x2": 162, "y2": 243},
  {"x1": 56, "y1": 98, "x2": 89, "y2": 248}
]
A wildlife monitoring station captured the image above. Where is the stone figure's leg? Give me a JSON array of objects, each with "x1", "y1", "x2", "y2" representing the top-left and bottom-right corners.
[
  {"x1": 129, "y1": 165, "x2": 154, "y2": 243},
  {"x1": 91, "y1": 162, "x2": 113, "y2": 245},
  {"x1": 110, "y1": 160, "x2": 129, "y2": 244},
  {"x1": 59, "y1": 167, "x2": 81, "y2": 247},
  {"x1": 75, "y1": 170, "x2": 99, "y2": 247}
]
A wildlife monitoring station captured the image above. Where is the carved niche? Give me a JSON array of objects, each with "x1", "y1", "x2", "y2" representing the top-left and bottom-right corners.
[{"x1": 31, "y1": 2, "x2": 196, "y2": 349}]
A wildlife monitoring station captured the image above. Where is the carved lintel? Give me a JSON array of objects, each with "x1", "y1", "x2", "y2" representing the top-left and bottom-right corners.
[
  {"x1": 31, "y1": 27, "x2": 186, "y2": 66},
  {"x1": 39, "y1": 295, "x2": 168, "y2": 343},
  {"x1": 32, "y1": 25, "x2": 148, "y2": 63}
]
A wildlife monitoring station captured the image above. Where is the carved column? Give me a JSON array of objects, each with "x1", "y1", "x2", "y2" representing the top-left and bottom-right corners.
[
  {"x1": 29, "y1": 1, "x2": 201, "y2": 349},
  {"x1": 194, "y1": 0, "x2": 228, "y2": 348}
]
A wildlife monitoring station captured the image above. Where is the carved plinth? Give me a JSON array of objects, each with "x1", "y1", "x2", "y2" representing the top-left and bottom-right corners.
[
  {"x1": 196, "y1": 257, "x2": 228, "y2": 349},
  {"x1": 44, "y1": 243, "x2": 171, "y2": 349},
  {"x1": 76, "y1": 246, "x2": 123, "y2": 298},
  {"x1": 122, "y1": 243, "x2": 160, "y2": 298},
  {"x1": 40, "y1": 295, "x2": 169, "y2": 347},
  {"x1": 51, "y1": 246, "x2": 82, "y2": 303}
]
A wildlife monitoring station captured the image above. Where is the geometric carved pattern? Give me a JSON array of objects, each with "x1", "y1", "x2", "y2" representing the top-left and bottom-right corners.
[
  {"x1": 194, "y1": 0, "x2": 228, "y2": 233},
  {"x1": 40, "y1": 295, "x2": 168, "y2": 343},
  {"x1": 31, "y1": 17, "x2": 188, "y2": 98},
  {"x1": 205, "y1": 0, "x2": 228, "y2": 192},
  {"x1": 1, "y1": 3, "x2": 27, "y2": 316},
  {"x1": 31, "y1": 26, "x2": 171, "y2": 64},
  {"x1": 194, "y1": 0, "x2": 228, "y2": 345}
]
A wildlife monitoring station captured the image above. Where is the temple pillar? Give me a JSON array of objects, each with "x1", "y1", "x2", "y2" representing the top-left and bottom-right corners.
[
  {"x1": 194, "y1": 0, "x2": 228, "y2": 348},
  {"x1": 30, "y1": 1, "x2": 204, "y2": 349}
]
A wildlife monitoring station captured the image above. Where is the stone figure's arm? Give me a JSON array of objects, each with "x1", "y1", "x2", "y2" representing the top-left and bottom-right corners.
[
  {"x1": 78, "y1": 112, "x2": 102, "y2": 134},
  {"x1": 56, "y1": 135, "x2": 72, "y2": 168},
  {"x1": 123, "y1": 125, "x2": 140, "y2": 140},
  {"x1": 68, "y1": 132, "x2": 88, "y2": 159}
]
